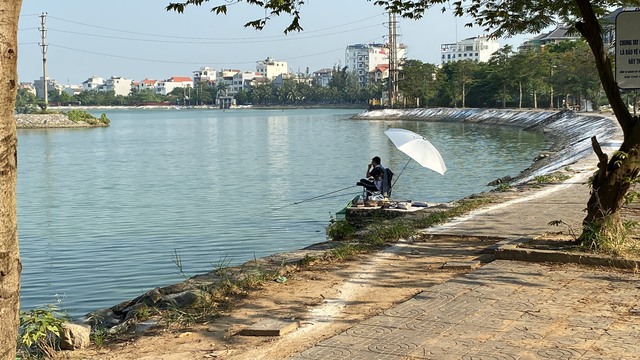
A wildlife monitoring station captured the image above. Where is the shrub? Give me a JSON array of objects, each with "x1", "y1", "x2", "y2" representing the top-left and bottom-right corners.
[{"x1": 17, "y1": 305, "x2": 68, "y2": 359}]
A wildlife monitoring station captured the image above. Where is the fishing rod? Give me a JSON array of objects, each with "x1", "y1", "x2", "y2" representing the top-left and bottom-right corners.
[
  {"x1": 271, "y1": 185, "x2": 359, "y2": 212},
  {"x1": 390, "y1": 158, "x2": 412, "y2": 190}
]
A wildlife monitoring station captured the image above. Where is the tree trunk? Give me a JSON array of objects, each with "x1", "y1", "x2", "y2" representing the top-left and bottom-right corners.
[
  {"x1": 518, "y1": 81, "x2": 523, "y2": 108},
  {"x1": 575, "y1": 0, "x2": 640, "y2": 245},
  {"x1": 502, "y1": 83, "x2": 506, "y2": 108},
  {"x1": 0, "y1": 2, "x2": 22, "y2": 359}
]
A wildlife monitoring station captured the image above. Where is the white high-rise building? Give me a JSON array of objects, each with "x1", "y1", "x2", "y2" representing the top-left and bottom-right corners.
[{"x1": 441, "y1": 35, "x2": 500, "y2": 64}]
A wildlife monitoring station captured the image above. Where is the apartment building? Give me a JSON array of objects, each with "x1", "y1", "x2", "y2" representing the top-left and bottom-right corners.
[
  {"x1": 104, "y1": 76, "x2": 133, "y2": 96},
  {"x1": 193, "y1": 66, "x2": 217, "y2": 83},
  {"x1": 82, "y1": 76, "x2": 105, "y2": 92},
  {"x1": 313, "y1": 68, "x2": 333, "y2": 87},
  {"x1": 256, "y1": 57, "x2": 288, "y2": 80},
  {"x1": 345, "y1": 43, "x2": 407, "y2": 86},
  {"x1": 34, "y1": 76, "x2": 61, "y2": 98},
  {"x1": 440, "y1": 36, "x2": 500, "y2": 64},
  {"x1": 231, "y1": 71, "x2": 260, "y2": 95},
  {"x1": 155, "y1": 76, "x2": 193, "y2": 95}
]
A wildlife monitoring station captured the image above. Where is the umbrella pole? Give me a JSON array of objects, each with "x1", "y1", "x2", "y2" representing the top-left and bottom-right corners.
[{"x1": 391, "y1": 158, "x2": 412, "y2": 190}]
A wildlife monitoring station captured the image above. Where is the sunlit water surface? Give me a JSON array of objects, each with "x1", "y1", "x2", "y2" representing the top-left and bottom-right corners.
[{"x1": 18, "y1": 108, "x2": 548, "y2": 317}]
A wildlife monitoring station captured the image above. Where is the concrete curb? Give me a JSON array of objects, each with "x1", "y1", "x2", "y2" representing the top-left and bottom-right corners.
[{"x1": 495, "y1": 242, "x2": 640, "y2": 270}]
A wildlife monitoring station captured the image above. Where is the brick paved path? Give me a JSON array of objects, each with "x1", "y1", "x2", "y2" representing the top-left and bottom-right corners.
[{"x1": 290, "y1": 260, "x2": 640, "y2": 360}]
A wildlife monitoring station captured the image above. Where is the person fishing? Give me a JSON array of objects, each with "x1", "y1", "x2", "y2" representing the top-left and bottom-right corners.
[{"x1": 357, "y1": 156, "x2": 392, "y2": 198}]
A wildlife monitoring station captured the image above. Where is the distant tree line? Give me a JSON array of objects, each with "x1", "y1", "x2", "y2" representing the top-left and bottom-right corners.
[
  {"x1": 400, "y1": 40, "x2": 606, "y2": 110},
  {"x1": 16, "y1": 40, "x2": 608, "y2": 112}
]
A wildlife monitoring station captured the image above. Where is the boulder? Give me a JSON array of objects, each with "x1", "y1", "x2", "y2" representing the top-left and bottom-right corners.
[{"x1": 59, "y1": 322, "x2": 91, "y2": 350}]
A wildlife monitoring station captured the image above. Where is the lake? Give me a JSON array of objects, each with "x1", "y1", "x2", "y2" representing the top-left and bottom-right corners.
[{"x1": 17, "y1": 108, "x2": 548, "y2": 317}]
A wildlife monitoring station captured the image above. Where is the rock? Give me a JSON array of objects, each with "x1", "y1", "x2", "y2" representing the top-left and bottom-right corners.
[
  {"x1": 59, "y1": 322, "x2": 91, "y2": 350},
  {"x1": 135, "y1": 319, "x2": 160, "y2": 334},
  {"x1": 141, "y1": 288, "x2": 164, "y2": 307},
  {"x1": 165, "y1": 290, "x2": 199, "y2": 309},
  {"x1": 124, "y1": 303, "x2": 152, "y2": 322},
  {"x1": 533, "y1": 152, "x2": 552, "y2": 161},
  {"x1": 487, "y1": 175, "x2": 512, "y2": 186},
  {"x1": 85, "y1": 308, "x2": 123, "y2": 328}
]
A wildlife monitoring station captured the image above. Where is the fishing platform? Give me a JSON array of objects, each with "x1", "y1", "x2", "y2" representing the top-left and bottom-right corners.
[{"x1": 338, "y1": 195, "x2": 436, "y2": 228}]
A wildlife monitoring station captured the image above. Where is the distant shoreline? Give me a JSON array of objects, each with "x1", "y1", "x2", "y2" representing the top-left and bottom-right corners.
[
  {"x1": 45, "y1": 103, "x2": 368, "y2": 111},
  {"x1": 15, "y1": 113, "x2": 108, "y2": 129}
]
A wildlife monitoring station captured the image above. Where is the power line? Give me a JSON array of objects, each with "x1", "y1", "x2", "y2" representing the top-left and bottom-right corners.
[
  {"x1": 47, "y1": 24, "x2": 383, "y2": 45},
  {"x1": 47, "y1": 34, "x2": 382, "y2": 66},
  {"x1": 47, "y1": 13, "x2": 385, "y2": 41}
]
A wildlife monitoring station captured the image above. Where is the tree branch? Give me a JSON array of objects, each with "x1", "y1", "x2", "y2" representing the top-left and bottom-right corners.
[
  {"x1": 573, "y1": 0, "x2": 633, "y2": 135},
  {"x1": 591, "y1": 135, "x2": 608, "y2": 185}
]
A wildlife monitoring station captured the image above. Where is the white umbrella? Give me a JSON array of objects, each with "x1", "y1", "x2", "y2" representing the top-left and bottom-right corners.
[{"x1": 384, "y1": 128, "x2": 447, "y2": 175}]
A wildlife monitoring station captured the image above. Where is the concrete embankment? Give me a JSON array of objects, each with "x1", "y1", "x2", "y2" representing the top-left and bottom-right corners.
[
  {"x1": 15, "y1": 114, "x2": 107, "y2": 129},
  {"x1": 353, "y1": 108, "x2": 620, "y2": 185}
]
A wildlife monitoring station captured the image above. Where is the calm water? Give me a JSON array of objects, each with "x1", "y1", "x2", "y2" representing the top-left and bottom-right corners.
[{"x1": 18, "y1": 108, "x2": 548, "y2": 317}]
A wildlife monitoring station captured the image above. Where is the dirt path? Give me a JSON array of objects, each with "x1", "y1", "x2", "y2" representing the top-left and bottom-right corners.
[{"x1": 63, "y1": 236, "x2": 498, "y2": 360}]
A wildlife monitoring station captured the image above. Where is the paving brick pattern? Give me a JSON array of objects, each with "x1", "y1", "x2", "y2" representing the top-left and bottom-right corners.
[{"x1": 289, "y1": 260, "x2": 640, "y2": 360}]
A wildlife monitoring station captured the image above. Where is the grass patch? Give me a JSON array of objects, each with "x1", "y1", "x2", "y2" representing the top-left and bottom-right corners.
[
  {"x1": 65, "y1": 110, "x2": 110, "y2": 125},
  {"x1": 326, "y1": 215, "x2": 357, "y2": 241},
  {"x1": 159, "y1": 257, "x2": 283, "y2": 328},
  {"x1": 580, "y1": 219, "x2": 640, "y2": 258},
  {"x1": 325, "y1": 197, "x2": 494, "y2": 259},
  {"x1": 533, "y1": 173, "x2": 571, "y2": 184},
  {"x1": 494, "y1": 183, "x2": 511, "y2": 192}
]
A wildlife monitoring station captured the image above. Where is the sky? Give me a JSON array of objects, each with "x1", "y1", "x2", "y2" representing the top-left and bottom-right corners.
[{"x1": 18, "y1": 0, "x2": 545, "y2": 85}]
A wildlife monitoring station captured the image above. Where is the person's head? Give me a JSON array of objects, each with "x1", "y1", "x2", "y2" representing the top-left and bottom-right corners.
[{"x1": 372, "y1": 156, "x2": 381, "y2": 165}]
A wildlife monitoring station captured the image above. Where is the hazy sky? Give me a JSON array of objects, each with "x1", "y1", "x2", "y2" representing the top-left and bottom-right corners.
[{"x1": 18, "y1": 0, "x2": 542, "y2": 85}]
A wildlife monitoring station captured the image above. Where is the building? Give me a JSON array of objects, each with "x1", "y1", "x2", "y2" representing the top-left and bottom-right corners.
[
  {"x1": 519, "y1": 25, "x2": 581, "y2": 51},
  {"x1": 272, "y1": 73, "x2": 312, "y2": 88},
  {"x1": 345, "y1": 43, "x2": 407, "y2": 86},
  {"x1": 441, "y1": 35, "x2": 500, "y2": 64},
  {"x1": 137, "y1": 79, "x2": 158, "y2": 92},
  {"x1": 256, "y1": 57, "x2": 288, "y2": 80},
  {"x1": 155, "y1": 76, "x2": 193, "y2": 95},
  {"x1": 62, "y1": 84, "x2": 83, "y2": 97},
  {"x1": 19, "y1": 82, "x2": 36, "y2": 96},
  {"x1": 82, "y1": 76, "x2": 105, "y2": 92},
  {"x1": 34, "y1": 77, "x2": 62, "y2": 98},
  {"x1": 104, "y1": 76, "x2": 133, "y2": 96},
  {"x1": 371, "y1": 64, "x2": 389, "y2": 83},
  {"x1": 600, "y1": 7, "x2": 634, "y2": 52},
  {"x1": 312, "y1": 68, "x2": 333, "y2": 87},
  {"x1": 215, "y1": 69, "x2": 241, "y2": 96},
  {"x1": 193, "y1": 66, "x2": 217, "y2": 83},
  {"x1": 230, "y1": 71, "x2": 260, "y2": 95},
  {"x1": 33, "y1": 76, "x2": 63, "y2": 99}
]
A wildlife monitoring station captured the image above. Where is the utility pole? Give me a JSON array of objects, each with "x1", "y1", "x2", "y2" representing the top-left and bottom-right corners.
[
  {"x1": 39, "y1": 12, "x2": 48, "y2": 110},
  {"x1": 388, "y1": 11, "x2": 398, "y2": 108}
]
